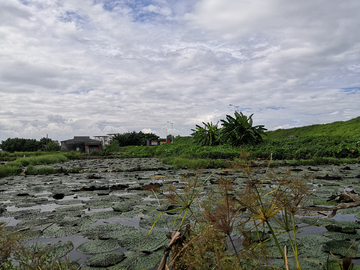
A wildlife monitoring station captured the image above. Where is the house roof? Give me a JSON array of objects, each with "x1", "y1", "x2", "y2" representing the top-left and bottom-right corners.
[{"x1": 61, "y1": 136, "x2": 102, "y2": 145}]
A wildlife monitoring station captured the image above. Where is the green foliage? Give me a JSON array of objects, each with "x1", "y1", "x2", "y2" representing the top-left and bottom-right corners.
[
  {"x1": 161, "y1": 157, "x2": 231, "y2": 170},
  {"x1": 26, "y1": 165, "x2": 57, "y2": 175},
  {"x1": 112, "y1": 131, "x2": 159, "y2": 147},
  {"x1": 46, "y1": 141, "x2": 61, "y2": 151},
  {"x1": 247, "y1": 136, "x2": 360, "y2": 160},
  {"x1": 10, "y1": 155, "x2": 68, "y2": 167},
  {"x1": 191, "y1": 122, "x2": 221, "y2": 146},
  {"x1": 0, "y1": 165, "x2": 19, "y2": 178},
  {"x1": 220, "y1": 111, "x2": 267, "y2": 146},
  {"x1": 0, "y1": 223, "x2": 78, "y2": 269},
  {"x1": 0, "y1": 137, "x2": 58, "y2": 153},
  {"x1": 0, "y1": 138, "x2": 41, "y2": 152},
  {"x1": 0, "y1": 155, "x2": 68, "y2": 178},
  {"x1": 266, "y1": 116, "x2": 360, "y2": 140},
  {"x1": 190, "y1": 112, "x2": 267, "y2": 147},
  {"x1": 62, "y1": 151, "x2": 86, "y2": 160}
]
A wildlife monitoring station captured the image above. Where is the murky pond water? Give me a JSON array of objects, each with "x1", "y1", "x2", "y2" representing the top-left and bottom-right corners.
[{"x1": 1, "y1": 158, "x2": 360, "y2": 269}]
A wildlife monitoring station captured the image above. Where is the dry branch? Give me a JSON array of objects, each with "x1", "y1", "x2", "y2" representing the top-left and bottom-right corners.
[{"x1": 297, "y1": 191, "x2": 360, "y2": 218}]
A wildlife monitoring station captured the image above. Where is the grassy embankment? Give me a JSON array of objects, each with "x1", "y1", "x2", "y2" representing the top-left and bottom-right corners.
[{"x1": 113, "y1": 117, "x2": 360, "y2": 169}]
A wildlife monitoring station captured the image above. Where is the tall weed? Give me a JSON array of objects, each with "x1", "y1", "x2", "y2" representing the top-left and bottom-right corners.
[{"x1": 153, "y1": 157, "x2": 334, "y2": 270}]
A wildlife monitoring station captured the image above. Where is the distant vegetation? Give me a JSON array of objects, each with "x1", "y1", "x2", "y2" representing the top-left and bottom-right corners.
[
  {"x1": 111, "y1": 131, "x2": 159, "y2": 147},
  {"x1": 0, "y1": 137, "x2": 60, "y2": 152}
]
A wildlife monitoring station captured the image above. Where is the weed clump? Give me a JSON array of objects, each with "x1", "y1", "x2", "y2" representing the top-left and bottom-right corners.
[{"x1": 0, "y1": 223, "x2": 78, "y2": 269}]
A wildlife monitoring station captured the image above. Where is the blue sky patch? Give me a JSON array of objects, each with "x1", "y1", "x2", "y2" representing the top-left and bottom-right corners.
[
  {"x1": 266, "y1": 106, "x2": 285, "y2": 110},
  {"x1": 95, "y1": 0, "x2": 174, "y2": 23},
  {"x1": 59, "y1": 11, "x2": 87, "y2": 28},
  {"x1": 341, "y1": 87, "x2": 360, "y2": 94}
]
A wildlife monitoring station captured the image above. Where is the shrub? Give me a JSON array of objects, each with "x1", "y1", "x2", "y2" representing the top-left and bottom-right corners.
[
  {"x1": 220, "y1": 111, "x2": 267, "y2": 146},
  {"x1": 191, "y1": 122, "x2": 221, "y2": 146}
]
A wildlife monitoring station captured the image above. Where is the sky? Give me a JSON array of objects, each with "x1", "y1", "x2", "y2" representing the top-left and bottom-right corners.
[{"x1": 1, "y1": 0, "x2": 360, "y2": 142}]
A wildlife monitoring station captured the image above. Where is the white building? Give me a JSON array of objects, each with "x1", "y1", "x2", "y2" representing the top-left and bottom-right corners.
[{"x1": 93, "y1": 134, "x2": 117, "y2": 146}]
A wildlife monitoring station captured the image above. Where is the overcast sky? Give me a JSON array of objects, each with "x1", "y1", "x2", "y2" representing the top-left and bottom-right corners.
[{"x1": 1, "y1": 0, "x2": 360, "y2": 142}]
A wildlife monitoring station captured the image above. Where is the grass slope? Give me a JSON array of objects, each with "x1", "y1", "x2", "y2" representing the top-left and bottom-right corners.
[{"x1": 266, "y1": 116, "x2": 360, "y2": 140}]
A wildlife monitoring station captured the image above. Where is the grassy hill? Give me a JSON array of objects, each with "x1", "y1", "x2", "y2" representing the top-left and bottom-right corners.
[{"x1": 266, "y1": 116, "x2": 360, "y2": 140}]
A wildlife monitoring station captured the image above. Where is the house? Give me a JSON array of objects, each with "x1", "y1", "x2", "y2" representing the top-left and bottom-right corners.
[
  {"x1": 61, "y1": 136, "x2": 103, "y2": 154},
  {"x1": 93, "y1": 135, "x2": 111, "y2": 146}
]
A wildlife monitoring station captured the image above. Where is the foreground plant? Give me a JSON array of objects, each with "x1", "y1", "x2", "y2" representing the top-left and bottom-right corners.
[
  {"x1": 152, "y1": 155, "x2": 354, "y2": 270},
  {"x1": 0, "y1": 223, "x2": 78, "y2": 270}
]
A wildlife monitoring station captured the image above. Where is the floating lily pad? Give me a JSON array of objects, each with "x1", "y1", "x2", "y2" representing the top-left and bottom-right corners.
[
  {"x1": 55, "y1": 205, "x2": 86, "y2": 212},
  {"x1": 41, "y1": 223, "x2": 82, "y2": 238},
  {"x1": 58, "y1": 215, "x2": 97, "y2": 227},
  {"x1": 326, "y1": 260, "x2": 360, "y2": 270},
  {"x1": 55, "y1": 199, "x2": 84, "y2": 205},
  {"x1": 76, "y1": 239, "x2": 120, "y2": 255},
  {"x1": 323, "y1": 231, "x2": 360, "y2": 241},
  {"x1": 116, "y1": 230, "x2": 169, "y2": 252},
  {"x1": 31, "y1": 241, "x2": 74, "y2": 259},
  {"x1": 139, "y1": 214, "x2": 183, "y2": 230},
  {"x1": 21, "y1": 229, "x2": 42, "y2": 240},
  {"x1": 295, "y1": 235, "x2": 331, "y2": 264},
  {"x1": 323, "y1": 240, "x2": 359, "y2": 257},
  {"x1": 332, "y1": 220, "x2": 360, "y2": 229},
  {"x1": 80, "y1": 223, "x2": 136, "y2": 240},
  {"x1": 271, "y1": 258, "x2": 322, "y2": 270},
  {"x1": 112, "y1": 202, "x2": 135, "y2": 212},
  {"x1": 120, "y1": 208, "x2": 145, "y2": 218},
  {"x1": 8, "y1": 209, "x2": 41, "y2": 220},
  {"x1": 110, "y1": 251, "x2": 163, "y2": 270},
  {"x1": 84, "y1": 200, "x2": 113, "y2": 209},
  {"x1": 84, "y1": 210, "x2": 122, "y2": 220},
  {"x1": 313, "y1": 200, "x2": 338, "y2": 206},
  {"x1": 85, "y1": 252, "x2": 125, "y2": 267}
]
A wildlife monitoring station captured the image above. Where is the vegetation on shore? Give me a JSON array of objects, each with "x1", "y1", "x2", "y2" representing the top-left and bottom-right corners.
[{"x1": 1, "y1": 116, "x2": 360, "y2": 177}]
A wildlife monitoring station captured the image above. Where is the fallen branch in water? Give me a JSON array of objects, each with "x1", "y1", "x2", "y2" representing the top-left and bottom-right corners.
[{"x1": 297, "y1": 191, "x2": 360, "y2": 218}]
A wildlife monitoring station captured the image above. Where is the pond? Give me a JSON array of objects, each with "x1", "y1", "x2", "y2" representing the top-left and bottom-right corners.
[{"x1": 1, "y1": 158, "x2": 360, "y2": 269}]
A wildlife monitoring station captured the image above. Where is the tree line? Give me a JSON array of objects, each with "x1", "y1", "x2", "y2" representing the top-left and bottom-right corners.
[
  {"x1": 111, "y1": 131, "x2": 160, "y2": 147},
  {"x1": 0, "y1": 137, "x2": 60, "y2": 152}
]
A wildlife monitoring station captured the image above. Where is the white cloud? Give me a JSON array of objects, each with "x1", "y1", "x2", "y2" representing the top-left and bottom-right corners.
[{"x1": 1, "y1": 0, "x2": 360, "y2": 143}]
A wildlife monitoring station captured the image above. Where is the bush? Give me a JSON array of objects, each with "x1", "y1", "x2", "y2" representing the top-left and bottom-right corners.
[
  {"x1": 220, "y1": 112, "x2": 267, "y2": 146},
  {"x1": 26, "y1": 165, "x2": 57, "y2": 175}
]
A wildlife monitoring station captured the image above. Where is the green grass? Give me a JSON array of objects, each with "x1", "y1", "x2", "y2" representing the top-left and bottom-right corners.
[
  {"x1": 9, "y1": 154, "x2": 68, "y2": 167},
  {"x1": 0, "y1": 154, "x2": 69, "y2": 178},
  {"x1": 266, "y1": 116, "x2": 360, "y2": 140},
  {"x1": 26, "y1": 165, "x2": 57, "y2": 175},
  {"x1": 0, "y1": 165, "x2": 19, "y2": 178},
  {"x1": 161, "y1": 157, "x2": 232, "y2": 170}
]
